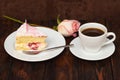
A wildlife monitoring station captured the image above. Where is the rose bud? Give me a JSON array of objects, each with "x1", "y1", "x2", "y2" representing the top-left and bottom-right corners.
[{"x1": 57, "y1": 19, "x2": 80, "y2": 37}]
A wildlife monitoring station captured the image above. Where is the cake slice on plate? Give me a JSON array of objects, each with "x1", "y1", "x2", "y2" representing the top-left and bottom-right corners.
[{"x1": 15, "y1": 22, "x2": 47, "y2": 51}]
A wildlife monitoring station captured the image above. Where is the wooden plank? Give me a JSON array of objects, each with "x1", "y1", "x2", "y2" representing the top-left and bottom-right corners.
[
  {"x1": 106, "y1": 20, "x2": 120, "y2": 80},
  {"x1": 43, "y1": 36, "x2": 79, "y2": 80},
  {"x1": 8, "y1": 60, "x2": 46, "y2": 80},
  {"x1": 0, "y1": 19, "x2": 17, "y2": 80}
]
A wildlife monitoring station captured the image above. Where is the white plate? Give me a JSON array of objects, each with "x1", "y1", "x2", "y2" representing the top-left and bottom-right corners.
[
  {"x1": 4, "y1": 27, "x2": 66, "y2": 62},
  {"x1": 69, "y1": 37, "x2": 115, "y2": 61}
]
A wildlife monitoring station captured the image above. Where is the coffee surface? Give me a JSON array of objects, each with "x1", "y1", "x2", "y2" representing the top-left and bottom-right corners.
[{"x1": 82, "y1": 28, "x2": 104, "y2": 37}]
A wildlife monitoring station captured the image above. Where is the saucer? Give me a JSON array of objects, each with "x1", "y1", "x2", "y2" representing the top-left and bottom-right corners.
[{"x1": 69, "y1": 37, "x2": 115, "y2": 61}]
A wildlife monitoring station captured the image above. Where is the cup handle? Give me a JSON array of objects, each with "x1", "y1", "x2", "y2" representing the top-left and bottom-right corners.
[{"x1": 102, "y1": 32, "x2": 116, "y2": 46}]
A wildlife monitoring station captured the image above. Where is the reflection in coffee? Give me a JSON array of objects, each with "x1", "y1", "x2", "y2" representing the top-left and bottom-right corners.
[{"x1": 82, "y1": 28, "x2": 104, "y2": 37}]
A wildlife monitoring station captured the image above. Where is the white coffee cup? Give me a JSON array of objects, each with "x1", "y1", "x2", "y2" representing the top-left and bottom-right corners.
[{"x1": 79, "y1": 22, "x2": 116, "y2": 53}]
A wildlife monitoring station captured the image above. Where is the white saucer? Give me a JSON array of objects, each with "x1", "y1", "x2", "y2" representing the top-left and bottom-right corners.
[
  {"x1": 69, "y1": 37, "x2": 115, "y2": 61},
  {"x1": 4, "y1": 27, "x2": 66, "y2": 62}
]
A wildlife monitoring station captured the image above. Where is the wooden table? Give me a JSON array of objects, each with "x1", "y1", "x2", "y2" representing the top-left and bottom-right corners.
[{"x1": 0, "y1": 18, "x2": 119, "y2": 80}]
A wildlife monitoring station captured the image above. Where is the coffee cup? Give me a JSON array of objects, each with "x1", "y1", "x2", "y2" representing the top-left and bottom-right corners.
[{"x1": 78, "y1": 22, "x2": 116, "y2": 53}]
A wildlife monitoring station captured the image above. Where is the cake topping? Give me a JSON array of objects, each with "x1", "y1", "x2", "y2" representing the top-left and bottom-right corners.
[{"x1": 16, "y1": 21, "x2": 46, "y2": 37}]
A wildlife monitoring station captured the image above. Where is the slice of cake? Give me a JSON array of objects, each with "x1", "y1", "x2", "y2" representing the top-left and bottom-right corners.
[{"x1": 15, "y1": 22, "x2": 47, "y2": 51}]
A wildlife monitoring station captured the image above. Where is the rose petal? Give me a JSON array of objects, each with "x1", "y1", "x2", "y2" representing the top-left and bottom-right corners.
[{"x1": 57, "y1": 19, "x2": 80, "y2": 37}]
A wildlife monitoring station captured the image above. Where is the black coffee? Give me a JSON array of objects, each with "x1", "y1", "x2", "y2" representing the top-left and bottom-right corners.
[{"x1": 82, "y1": 28, "x2": 104, "y2": 37}]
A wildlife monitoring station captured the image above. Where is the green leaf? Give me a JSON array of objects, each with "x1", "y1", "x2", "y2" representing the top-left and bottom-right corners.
[
  {"x1": 3, "y1": 15, "x2": 23, "y2": 24},
  {"x1": 53, "y1": 26, "x2": 58, "y2": 31},
  {"x1": 57, "y1": 15, "x2": 61, "y2": 24}
]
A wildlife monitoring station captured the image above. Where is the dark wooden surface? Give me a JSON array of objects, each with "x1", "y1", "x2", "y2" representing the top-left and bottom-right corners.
[
  {"x1": 0, "y1": 18, "x2": 120, "y2": 80},
  {"x1": 0, "y1": 0, "x2": 120, "y2": 80}
]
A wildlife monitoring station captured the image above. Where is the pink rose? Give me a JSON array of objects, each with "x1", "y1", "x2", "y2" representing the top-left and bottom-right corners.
[{"x1": 57, "y1": 19, "x2": 80, "y2": 37}]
